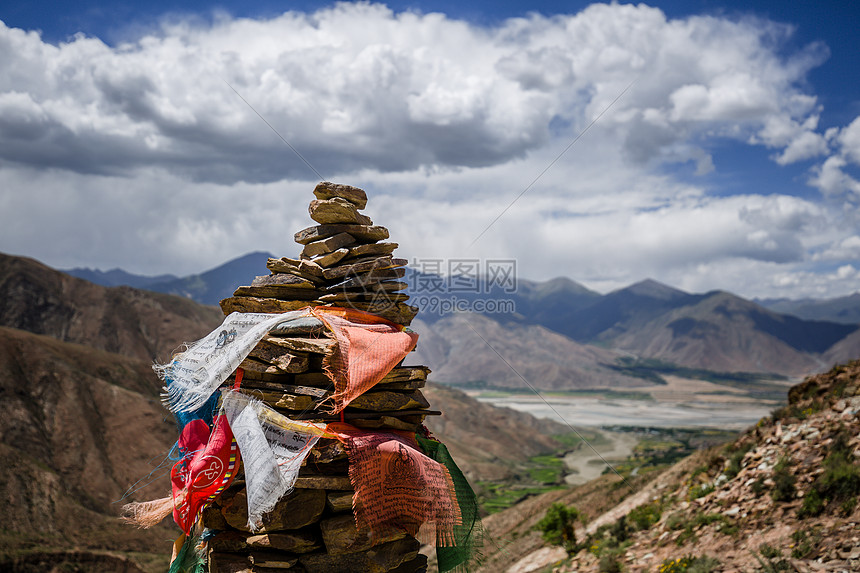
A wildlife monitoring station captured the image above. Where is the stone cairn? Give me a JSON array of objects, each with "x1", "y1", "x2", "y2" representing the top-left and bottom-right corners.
[{"x1": 204, "y1": 182, "x2": 436, "y2": 573}]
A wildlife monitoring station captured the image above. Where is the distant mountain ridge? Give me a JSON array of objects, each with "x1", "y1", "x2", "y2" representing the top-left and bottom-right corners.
[
  {"x1": 606, "y1": 290, "x2": 845, "y2": 374},
  {"x1": 410, "y1": 313, "x2": 648, "y2": 390},
  {"x1": 62, "y1": 267, "x2": 179, "y2": 289},
  {"x1": 50, "y1": 251, "x2": 860, "y2": 377},
  {"x1": 145, "y1": 251, "x2": 275, "y2": 306},
  {"x1": 757, "y1": 292, "x2": 860, "y2": 324},
  {"x1": 64, "y1": 251, "x2": 276, "y2": 307}
]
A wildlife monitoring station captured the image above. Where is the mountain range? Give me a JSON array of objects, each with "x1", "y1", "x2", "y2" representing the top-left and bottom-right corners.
[
  {"x1": 64, "y1": 251, "x2": 860, "y2": 379},
  {"x1": 756, "y1": 292, "x2": 860, "y2": 324},
  {"x1": 64, "y1": 252, "x2": 273, "y2": 307}
]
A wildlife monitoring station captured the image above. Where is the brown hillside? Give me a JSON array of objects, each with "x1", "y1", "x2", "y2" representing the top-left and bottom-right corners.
[
  {"x1": 0, "y1": 252, "x2": 223, "y2": 362},
  {"x1": 411, "y1": 314, "x2": 647, "y2": 390},
  {"x1": 0, "y1": 326, "x2": 178, "y2": 569},
  {"x1": 824, "y1": 328, "x2": 860, "y2": 367},
  {"x1": 610, "y1": 292, "x2": 825, "y2": 376}
]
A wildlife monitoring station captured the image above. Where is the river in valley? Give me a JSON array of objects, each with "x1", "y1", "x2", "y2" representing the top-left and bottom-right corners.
[{"x1": 476, "y1": 395, "x2": 773, "y2": 430}]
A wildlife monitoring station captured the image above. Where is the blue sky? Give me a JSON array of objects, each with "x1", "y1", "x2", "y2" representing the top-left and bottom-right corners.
[{"x1": 0, "y1": 0, "x2": 859, "y2": 299}]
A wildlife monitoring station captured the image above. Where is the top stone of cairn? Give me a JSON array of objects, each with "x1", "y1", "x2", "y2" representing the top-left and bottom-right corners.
[{"x1": 313, "y1": 181, "x2": 368, "y2": 210}]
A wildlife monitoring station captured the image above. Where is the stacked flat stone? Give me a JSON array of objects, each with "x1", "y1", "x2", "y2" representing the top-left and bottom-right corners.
[
  {"x1": 203, "y1": 182, "x2": 435, "y2": 573},
  {"x1": 220, "y1": 182, "x2": 418, "y2": 326}
]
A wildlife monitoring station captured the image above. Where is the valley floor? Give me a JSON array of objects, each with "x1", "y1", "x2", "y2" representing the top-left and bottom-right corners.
[{"x1": 472, "y1": 374, "x2": 788, "y2": 430}]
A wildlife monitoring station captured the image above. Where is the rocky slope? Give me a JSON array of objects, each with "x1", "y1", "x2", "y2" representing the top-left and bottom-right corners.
[
  {"x1": 0, "y1": 253, "x2": 224, "y2": 572},
  {"x1": 480, "y1": 360, "x2": 860, "y2": 573},
  {"x1": 0, "y1": 326, "x2": 178, "y2": 570}
]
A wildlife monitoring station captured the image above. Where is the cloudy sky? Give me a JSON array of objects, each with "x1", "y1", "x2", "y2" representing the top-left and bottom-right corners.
[{"x1": 1, "y1": 0, "x2": 858, "y2": 299}]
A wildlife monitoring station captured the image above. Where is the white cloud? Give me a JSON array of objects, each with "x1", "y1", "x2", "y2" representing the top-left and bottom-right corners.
[
  {"x1": 674, "y1": 260, "x2": 860, "y2": 300},
  {"x1": 810, "y1": 155, "x2": 860, "y2": 199},
  {"x1": 0, "y1": 3, "x2": 834, "y2": 182},
  {"x1": 749, "y1": 111, "x2": 831, "y2": 166},
  {"x1": 806, "y1": 115, "x2": 860, "y2": 202},
  {"x1": 814, "y1": 235, "x2": 860, "y2": 261},
  {"x1": 774, "y1": 130, "x2": 829, "y2": 165},
  {"x1": 0, "y1": 3, "x2": 858, "y2": 300},
  {"x1": 839, "y1": 116, "x2": 860, "y2": 165}
]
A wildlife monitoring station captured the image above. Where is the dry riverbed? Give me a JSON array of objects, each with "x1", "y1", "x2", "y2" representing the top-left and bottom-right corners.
[
  {"x1": 472, "y1": 374, "x2": 787, "y2": 430},
  {"x1": 562, "y1": 429, "x2": 639, "y2": 485}
]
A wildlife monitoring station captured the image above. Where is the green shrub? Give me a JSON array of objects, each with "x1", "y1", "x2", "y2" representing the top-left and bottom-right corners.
[
  {"x1": 584, "y1": 516, "x2": 632, "y2": 558},
  {"x1": 817, "y1": 429, "x2": 860, "y2": 501},
  {"x1": 797, "y1": 427, "x2": 860, "y2": 517},
  {"x1": 769, "y1": 405, "x2": 788, "y2": 421},
  {"x1": 692, "y1": 512, "x2": 737, "y2": 535},
  {"x1": 821, "y1": 457, "x2": 860, "y2": 501},
  {"x1": 688, "y1": 483, "x2": 714, "y2": 500},
  {"x1": 689, "y1": 465, "x2": 710, "y2": 482},
  {"x1": 598, "y1": 552, "x2": 623, "y2": 573},
  {"x1": 659, "y1": 555, "x2": 721, "y2": 573},
  {"x1": 665, "y1": 512, "x2": 686, "y2": 531},
  {"x1": 608, "y1": 515, "x2": 629, "y2": 543},
  {"x1": 771, "y1": 456, "x2": 796, "y2": 502},
  {"x1": 755, "y1": 544, "x2": 792, "y2": 572},
  {"x1": 790, "y1": 527, "x2": 821, "y2": 559},
  {"x1": 724, "y1": 443, "x2": 753, "y2": 480},
  {"x1": 628, "y1": 500, "x2": 662, "y2": 531},
  {"x1": 536, "y1": 502, "x2": 579, "y2": 550},
  {"x1": 797, "y1": 489, "x2": 824, "y2": 518},
  {"x1": 673, "y1": 512, "x2": 737, "y2": 545}
]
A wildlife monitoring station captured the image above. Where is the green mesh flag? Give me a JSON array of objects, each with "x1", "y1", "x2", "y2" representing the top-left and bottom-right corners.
[
  {"x1": 416, "y1": 434, "x2": 483, "y2": 572},
  {"x1": 168, "y1": 534, "x2": 206, "y2": 573}
]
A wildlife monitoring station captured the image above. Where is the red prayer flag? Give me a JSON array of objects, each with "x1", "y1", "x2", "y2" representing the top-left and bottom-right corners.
[{"x1": 171, "y1": 414, "x2": 239, "y2": 534}]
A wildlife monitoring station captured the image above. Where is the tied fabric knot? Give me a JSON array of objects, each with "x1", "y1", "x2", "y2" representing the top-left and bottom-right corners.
[{"x1": 326, "y1": 422, "x2": 461, "y2": 546}]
